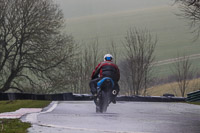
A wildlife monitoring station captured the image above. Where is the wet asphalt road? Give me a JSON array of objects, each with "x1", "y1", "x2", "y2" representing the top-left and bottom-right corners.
[{"x1": 23, "y1": 101, "x2": 200, "y2": 133}]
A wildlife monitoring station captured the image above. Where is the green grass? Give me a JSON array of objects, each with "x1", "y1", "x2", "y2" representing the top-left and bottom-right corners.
[
  {"x1": 187, "y1": 102, "x2": 200, "y2": 105},
  {"x1": 0, "y1": 100, "x2": 51, "y2": 133},
  {"x1": 0, "y1": 119, "x2": 31, "y2": 133},
  {"x1": 0, "y1": 100, "x2": 51, "y2": 113}
]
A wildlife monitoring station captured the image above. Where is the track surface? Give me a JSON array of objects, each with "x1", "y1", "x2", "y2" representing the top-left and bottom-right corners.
[{"x1": 23, "y1": 101, "x2": 200, "y2": 133}]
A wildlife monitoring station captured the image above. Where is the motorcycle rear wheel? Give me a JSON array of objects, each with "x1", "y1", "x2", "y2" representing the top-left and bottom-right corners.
[{"x1": 98, "y1": 91, "x2": 109, "y2": 113}]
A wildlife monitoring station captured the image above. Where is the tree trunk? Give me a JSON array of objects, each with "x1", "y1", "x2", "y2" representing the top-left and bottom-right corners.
[{"x1": 0, "y1": 70, "x2": 18, "y2": 92}]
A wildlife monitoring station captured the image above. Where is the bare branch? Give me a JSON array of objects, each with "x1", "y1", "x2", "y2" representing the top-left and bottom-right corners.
[
  {"x1": 120, "y1": 28, "x2": 157, "y2": 96},
  {"x1": 175, "y1": 0, "x2": 200, "y2": 40},
  {"x1": 0, "y1": 0, "x2": 76, "y2": 93},
  {"x1": 171, "y1": 54, "x2": 193, "y2": 97}
]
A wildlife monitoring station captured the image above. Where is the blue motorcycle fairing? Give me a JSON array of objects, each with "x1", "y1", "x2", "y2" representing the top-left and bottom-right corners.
[{"x1": 97, "y1": 77, "x2": 114, "y2": 89}]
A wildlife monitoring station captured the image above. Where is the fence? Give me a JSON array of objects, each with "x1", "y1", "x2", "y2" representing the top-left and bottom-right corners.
[
  {"x1": 0, "y1": 93, "x2": 186, "y2": 102},
  {"x1": 187, "y1": 90, "x2": 200, "y2": 102},
  {"x1": 0, "y1": 93, "x2": 76, "y2": 101}
]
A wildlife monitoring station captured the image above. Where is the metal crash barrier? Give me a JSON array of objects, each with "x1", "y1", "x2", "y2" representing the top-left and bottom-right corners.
[
  {"x1": 187, "y1": 90, "x2": 200, "y2": 102},
  {"x1": 0, "y1": 93, "x2": 186, "y2": 102}
]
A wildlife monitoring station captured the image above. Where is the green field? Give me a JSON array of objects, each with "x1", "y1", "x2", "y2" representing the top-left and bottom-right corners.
[
  {"x1": 65, "y1": 6, "x2": 200, "y2": 60},
  {"x1": 154, "y1": 58, "x2": 200, "y2": 78},
  {"x1": 56, "y1": 0, "x2": 200, "y2": 78},
  {"x1": 66, "y1": 7, "x2": 200, "y2": 77}
]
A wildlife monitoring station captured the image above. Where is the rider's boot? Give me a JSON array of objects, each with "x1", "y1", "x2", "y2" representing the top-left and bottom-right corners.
[{"x1": 91, "y1": 87, "x2": 97, "y2": 96}]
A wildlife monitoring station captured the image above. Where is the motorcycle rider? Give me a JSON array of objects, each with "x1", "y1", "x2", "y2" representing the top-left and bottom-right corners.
[{"x1": 89, "y1": 54, "x2": 120, "y2": 103}]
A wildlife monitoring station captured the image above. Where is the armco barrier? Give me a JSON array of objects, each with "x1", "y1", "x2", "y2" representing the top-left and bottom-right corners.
[
  {"x1": 0, "y1": 93, "x2": 73, "y2": 101},
  {"x1": 73, "y1": 94, "x2": 93, "y2": 101},
  {"x1": 187, "y1": 90, "x2": 200, "y2": 102},
  {"x1": 0, "y1": 93, "x2": 186, "y2": 102},
  {"x1": 116, "y1": 95, "x2": 186, "y2": 102}
]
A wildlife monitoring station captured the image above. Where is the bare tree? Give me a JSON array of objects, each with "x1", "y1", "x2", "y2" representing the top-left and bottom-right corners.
[
  {"x1": 121, "y1": 28, "x2": 157, "y2": 96},
  {"x1": 68, "y1": 39, "x2": 102, "y2": 94},
  {"x1": 92, "y1": 38, "x2": 101, "y2": 69},
  {"x1": 80, "y1": 46, "x2": 93, "y2": 93},
  {"x1": 106, "y1": 40, "x2": 118, "y2": 64},
  {"x1": 171, "y1": 55, "x2": 194, "y2": 97},
  {"x1": 0, "y1": 0, "x2": 76, "y2": 93},
  {"x1": 175, "y1": 0, "x2": 200, "y2": 39},
  {"x1": 118, "y1": 59, "x2": 133, "y2": 95}
]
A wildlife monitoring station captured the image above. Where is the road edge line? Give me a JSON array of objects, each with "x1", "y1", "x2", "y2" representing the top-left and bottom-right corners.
[{"x1": 22, "y1": 101, "x2": 58, "y2": 124}]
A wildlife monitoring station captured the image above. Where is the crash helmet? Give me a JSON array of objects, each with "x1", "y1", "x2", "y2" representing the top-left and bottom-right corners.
[{"x1": 104, "y1": 54, "x2": 113, "y2": 61}]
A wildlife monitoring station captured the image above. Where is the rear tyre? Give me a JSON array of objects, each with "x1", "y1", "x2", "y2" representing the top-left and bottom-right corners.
[
  {"x1": 99, "y1": 91, "x2": 109, "y2": 113},
  {"x1": 96, "y1": 106, "x2": 100, "y2": 113},
  {"x1": 95, "y1": 97, "x2": 100, "y2": 113}
]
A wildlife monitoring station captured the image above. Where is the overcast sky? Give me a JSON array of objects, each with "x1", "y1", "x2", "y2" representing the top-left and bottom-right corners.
[{"x1": 54, "y1": 0, "x2": 173, "y2": 18}]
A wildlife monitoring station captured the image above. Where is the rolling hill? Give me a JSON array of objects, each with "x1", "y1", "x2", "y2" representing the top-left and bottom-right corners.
[{"x1": 56, "y1": 0, "x2": 200, "y2": 78}]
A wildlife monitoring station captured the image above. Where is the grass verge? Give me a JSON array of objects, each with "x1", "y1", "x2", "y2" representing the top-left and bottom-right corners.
[
  {"x1": 0, "y1": 100, "x2": 51, "y2": 133},
  {"x1": 0, "y1": 100, "x2": 51, "y2": 113},
  {"x1": 0, "y1": 119, "x2": 31, "y2": 133}
]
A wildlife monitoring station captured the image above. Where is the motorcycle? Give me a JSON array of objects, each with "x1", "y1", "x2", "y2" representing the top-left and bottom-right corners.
[{"x1": 94, "y1": 77, "x2": 118, "y2": 113}]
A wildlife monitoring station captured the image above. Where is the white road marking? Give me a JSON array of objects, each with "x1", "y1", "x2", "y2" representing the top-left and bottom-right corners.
[
  {"x1": 36, "y1": 123, "x2": 148, "y2": 133},
  {"x1": 23, "y1": 101, "x2": 58, "y2": 123},
  {"x1": 41, "y1": 101, "x2": 58, "y2": 114}
]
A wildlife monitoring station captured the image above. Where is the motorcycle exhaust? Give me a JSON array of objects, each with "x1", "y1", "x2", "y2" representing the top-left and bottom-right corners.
[{"x1": 112, "y1": 90, "x2": 117, "y2": 95}]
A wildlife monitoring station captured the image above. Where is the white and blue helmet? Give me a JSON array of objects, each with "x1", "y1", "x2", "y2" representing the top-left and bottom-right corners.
[{"x1": 104, "y1": 54, "x2": 113, "y2": 61}]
